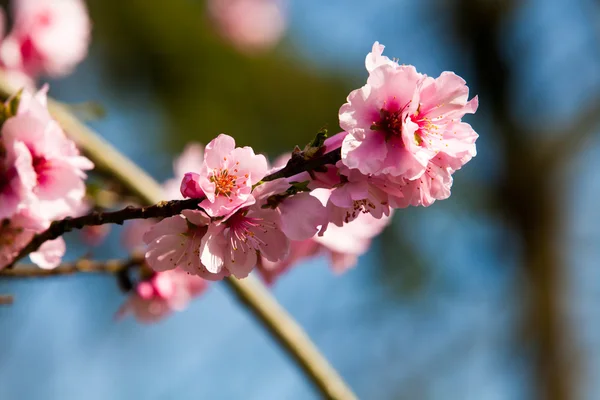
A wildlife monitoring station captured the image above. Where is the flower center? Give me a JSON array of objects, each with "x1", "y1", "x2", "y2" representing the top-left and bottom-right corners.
[
  {"x1": 345, "y1": 199, "x2": 376, "y2": 223},
  {"x1": 227, "y1": 213, "x2": 275, "y2": 254},
  {"x1": 32, "y1": 155, "x2": 52, "y2": 186},
  {"x1": 210, "y1": 168, "x2": 238, "y2": 196}
]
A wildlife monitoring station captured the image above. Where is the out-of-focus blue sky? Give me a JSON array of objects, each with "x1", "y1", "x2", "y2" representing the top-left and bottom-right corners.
[{"x1": 1, "y1": 0, "x2": 600, "y2": 399}]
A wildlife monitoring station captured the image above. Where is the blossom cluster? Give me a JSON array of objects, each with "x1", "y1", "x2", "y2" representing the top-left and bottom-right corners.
[
  {"x1": 0, "y1": 39, "x2": 478, "y2": 323},
  {"x1": 142, "y1": 41, "x2": 479, "y2": 288}
]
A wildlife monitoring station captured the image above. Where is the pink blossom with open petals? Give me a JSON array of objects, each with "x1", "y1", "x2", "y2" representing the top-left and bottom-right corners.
[
  {"x1": 0, "y1": 0, "x2": 91, "y2": 78},
  {"x1": 117, "y1": 268, "x2": 208, "y2": 324},
  {"x1": 1, "y1": 88, "x2": 93, "y2": 222},
  {"x1": 340, "y1": 42, "x2": 478, "y2": 184},
  {"x1": 192, "y1": 134, "x2": 267, "y2": 218},
  {"x1": 340, "y1": 63, "x2": 429, "y2": 178},
  {"x1": 143, "y1": 210, "x2": 218, "y2": 279},
  {"x1": 199, "y1": 181, "x2": 289, "y2": 280},
  {"x1": 325, "y1": 168, "x2": 391, "y2": 226}
]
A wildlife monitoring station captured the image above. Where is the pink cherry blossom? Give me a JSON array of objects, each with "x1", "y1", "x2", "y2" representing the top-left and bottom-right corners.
[
  {"x1": 117, "y1": 268, "x2": 208, "y2": 324},
  {"x1": 143, "y1": 209, "x2": 220, "y2": 279},
  {"x1": 199, "y1": 181, "x2": 290, "y2": 279},
  {"x1": 0, "y1": 0, "x2": 91, "y2": 79},
  {"x1": 324, "y1": 168, "x2": 391, "y2": 226},
  {"x1": 1, "y1": 87, "x2": 93, "y2": 222},
  {"x1": 192, "y1": 134, "x2": 268, "y2": 218},
  {"x1": 207, "y1": 0, "x2": 287, "y2": 54},
  {"x1": 340, "y1": 64, "x2": 429, "y2": 178},
  {"x1": 339, "y1": 42, "x2": 478, "y2": 184}
]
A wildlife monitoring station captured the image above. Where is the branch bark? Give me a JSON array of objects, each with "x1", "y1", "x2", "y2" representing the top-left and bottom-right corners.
[{"x1": 1, "y1": 254, "x2": 144, "y2": 278}]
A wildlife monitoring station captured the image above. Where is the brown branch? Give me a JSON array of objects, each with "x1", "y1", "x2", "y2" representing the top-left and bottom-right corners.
[{"x1": 1, "y1": 254, "x2": 145, "y2": 278}]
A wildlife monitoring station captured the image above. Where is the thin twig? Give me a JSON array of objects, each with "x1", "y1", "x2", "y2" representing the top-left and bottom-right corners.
[
  {"x1": 0, "y1": 74, "x2": 357, "y2": 399},
  {"x1": 1, "y1": 254, "x2": 145, "y2": 278}
]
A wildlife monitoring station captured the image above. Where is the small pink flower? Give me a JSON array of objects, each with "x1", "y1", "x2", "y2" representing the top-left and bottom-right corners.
[
  {"x1": 143, "y1": 210, "x2": 218, "y2": 278},
  {"x1": 339, "y1": 42, "x2": 478, "y2": 183},
  {"x1": 199, "y1": 182, "x2": 290, "y2": 279},
  {"x1": 0, "y1": 0, "x2": 91, "y2": 78},
  {"x1": 325, "y1": 168, "x2": 391, "y2": 226},
  {"x1": 340, "y1": 63, "x2": 428, "y2": 178},
  {"x1": 193, "y1": 134, "x2": 268, "y2": 218},
  {"x1": 208, "y1": 0, "x2": 287, "y2": 54},
  {"x1": 117, "y1": 268, "x2": 208, "y2": 324}
]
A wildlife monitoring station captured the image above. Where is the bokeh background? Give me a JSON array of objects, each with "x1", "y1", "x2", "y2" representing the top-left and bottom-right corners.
[{"x1": 1, "y1": 0, "x2": 600, "y2": 398}]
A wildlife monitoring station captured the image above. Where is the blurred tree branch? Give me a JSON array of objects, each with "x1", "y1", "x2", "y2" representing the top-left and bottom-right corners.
[
  {"x1": 452, "y1": 0, "x2": 578, "y2": 399},
  {"x1": 1, "y1": 254, "x2": 144, "y2": 278}
]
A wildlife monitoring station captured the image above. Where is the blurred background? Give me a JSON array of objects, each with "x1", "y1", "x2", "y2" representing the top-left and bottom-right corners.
[{"x1": 1, "y1": 0, "x2": 600, "y2": 398}]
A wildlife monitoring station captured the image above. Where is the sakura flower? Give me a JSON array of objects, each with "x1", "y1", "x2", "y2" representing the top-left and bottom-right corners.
[
  {"x1": 325, "y1": 168, "x2": 391, "y2": 226},
  {"x1": 143, "y1": 209, "x2": 222, "y2": 279},
  {"x1": 199, "y1": 181, "x2": 290, "y2": 280},
  {"x1": 339, "y1": 42, "x2": 478, "y2": 182},
  {"x1": 1, "y1": 87, "x2": 93, "y2": 222},
  {"x1": 117, "y1": 268, "x2": 208, "y2": 324},
  {"x1": 208, "y1": 0, "x2": 287, "y2": 54},
  {"x1": 191, "y1": 134, "x2": 268, "y2": 218},
  {"x1": 0, "y1": 0, "x2": 91, "y2": 79},
  {"x1": 340, "y1": 63, "x2": 428, "y2": 178}
]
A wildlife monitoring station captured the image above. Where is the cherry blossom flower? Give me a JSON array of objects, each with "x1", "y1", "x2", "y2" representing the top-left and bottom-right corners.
[
  {"x1": 0, "y1": 0, "x2": 90, "y2": 79},
  {"x1": 192, "y1": 134, "x2": 268, "y2": 218},
  {"x1": 143, "y1": 210, "x2": 220, "y2": 279},
  {"x1": 207, "y1": 0, "x2": 286, "y2": 54},
  {"x1": 1, "y1": 87, "x2": 93, "y2": 223},
  {"x1": 198, "y1": 181, "x2": 290, "y2": 280},
  {"x1": 117, "y1": 268, "x2": 208, "y2": 324},
  {"x1": 339, "y1": 42, "x2": 478, "y2": 187}
]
